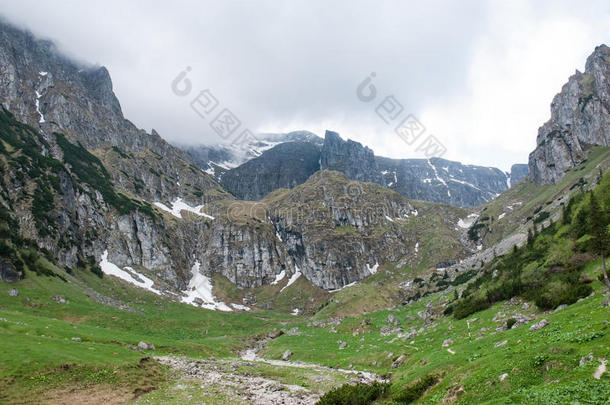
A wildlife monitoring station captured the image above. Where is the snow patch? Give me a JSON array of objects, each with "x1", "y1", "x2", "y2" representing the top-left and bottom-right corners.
[
  {"x1": 458, "y1": 213, "x2": 478, "y2": 229},
  {"x1": 34, "y1": 90, "x2": 45, "y2": 123},
  {"x1": 385, "y1": 215, "x2": 394, "y2": 223},
  {"x1": 181, "y1": 261, "x2": 232, "y2": 311},
  {"x1": 329, "y1": 281, "x2": 358, "y2": 293},
  {"x1": 498, "y1": 213, "x2": 506, "y2": 220},
  {"x1": 367, "y1": 262, "x2": 379, "y2": 275},
  {"x1": 99, "y1": 250, "x2": 161, "y2": 295},
  {"x1": 414, "y1": 242, "x2": 419, "y2": 253},
  {"x1": 427, "y1": 159, "x2": 450, "y2": 197},
  {"x1": 231, "y1": 303, "x2": 251, "y2": 311},
  {"x1": 154, "y1": 198, "x2": 214, "y2": 219},
  {"x1": 271, "y1": 270, "x2": 286, "y2": 285},
  {"x1": 280, "y1": 268, "x2": 301, "y2": 292},
  {"x1": 39, "y1": 71, "x2": 48, "y2": 76}
]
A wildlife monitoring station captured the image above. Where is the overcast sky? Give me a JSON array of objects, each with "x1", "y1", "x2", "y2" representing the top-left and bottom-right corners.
[{"x1": 2, "y1": 1, "x2": 608, "y2": 170}]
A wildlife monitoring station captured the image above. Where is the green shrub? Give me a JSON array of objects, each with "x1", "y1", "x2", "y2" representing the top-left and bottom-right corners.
[
  {"x1": 20, "y1": 249, "x2": 54, "y2": 277},
  {"x1": 393, "y1": 375, "x2": 438, "y2": 403},
  {"x1": 90, "y1": 264, "x2": 104, "y2": 278},
  {"x1": 454, "y1": 297, "x2": 491, "y2": 319},
  {"x1": 316, "y1": 382, "x2": 389, "y2": 405}
]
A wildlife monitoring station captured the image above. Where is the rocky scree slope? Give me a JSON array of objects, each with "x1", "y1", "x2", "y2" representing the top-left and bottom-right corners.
[{"x1": 529, "y1": 44, "x2": 610, "y2": 184}]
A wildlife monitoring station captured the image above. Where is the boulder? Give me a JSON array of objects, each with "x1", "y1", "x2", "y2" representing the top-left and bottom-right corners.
[
  {"x1": 386, "y1": 314, "x2": 399, "y2": 326},
  {"x1": 138, "y1": 341, "x2": 155, "y2": 350},
  {"x1": 71, "y1": 337, "x2": 82, "y2": 342},
  {"x1": 392, "y1": 354, "x2": 406, "y2": 368},
  {"x1": 529, "y1": 319, "x2": 549, "y2": 331},
  {"x1": 0, "y1": 260, "x2": 20, "y2": 283},
  {"x1": 442, "y1": 338, "x2": 453, "y2": 347},
  {"x1": 8, "y1": 288, "x2": 18, "y2": 297},
  {"x1": 282, "y1": 349, "x2": 292, "y2": 361},
  {"x1": 268, "y1": 330, "x2": 284, "y2": 339}
]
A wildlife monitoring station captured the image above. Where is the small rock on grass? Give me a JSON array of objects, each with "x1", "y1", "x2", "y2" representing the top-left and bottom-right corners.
[
  {"x1": 282, "y1": 349, "x2": 292, "y2": 361},
  {"x1": 8, "y1": 288, "x2": 18, "y2": 297},
  {"x1": 71, "y1": 337, "x2": 82, "y2": 342},
  {"x1": 580, "y1": 355, "x2": 594, "y2": 366}
]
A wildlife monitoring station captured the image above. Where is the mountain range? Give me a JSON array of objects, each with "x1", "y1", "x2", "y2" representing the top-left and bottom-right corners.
[
  {"x1": 1, "y1": 18, "x2": 609, "y2": 308},
  {"x1": 184, "y1": 130, "x2": 529, "y2": 207}
]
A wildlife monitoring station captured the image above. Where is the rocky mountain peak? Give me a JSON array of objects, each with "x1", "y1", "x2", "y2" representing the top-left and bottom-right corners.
[
  {"x1": 529, "y1": 44, "x2": 610, "y2": 184},
  {"x1": 320, "y1": 130, "x2": 381, "y2": 183},
  {"x1": 79, "y1": 65, "x2": 123, "y2": 117}
]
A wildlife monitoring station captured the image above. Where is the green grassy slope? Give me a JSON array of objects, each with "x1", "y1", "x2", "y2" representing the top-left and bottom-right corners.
[{"x1": 0, "y1": 263, "x2": 291, "y2": 403}]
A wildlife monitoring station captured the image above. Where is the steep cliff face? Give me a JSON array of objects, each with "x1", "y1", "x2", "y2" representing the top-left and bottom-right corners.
[
  {"x1": 529, "y1": 44, "x2": 610, "y2": 184},
  {"x1": 509, "y1": 164, "x2": 529, "y2": 186},
  {"x1": 320, "y1": 130, "x2": 382, "y2": 183},
  {"x1": 201, "y1": 171, "x2": 470, "y2": 290},
  {"x1": 0, "y1": 109, "x2": 189, "y2": 288},
  {"x1": 221, "y1": 142, "x2": 321, "y2": 200}
]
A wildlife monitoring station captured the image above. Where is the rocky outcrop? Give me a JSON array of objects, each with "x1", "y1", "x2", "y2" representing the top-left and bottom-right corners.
[
  {"x1": 529, "y1": 44, "x2": 610, "y2": 184},
  {"x1": 509, "y1": 164, "x2": 529, "y2": 186},
  {"x1": 320, "y1": 130, "x2": 382, "y2": 183}
]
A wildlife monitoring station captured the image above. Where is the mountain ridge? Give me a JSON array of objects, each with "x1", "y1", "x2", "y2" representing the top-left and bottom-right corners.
[{"x1": 202, "y1": 129, "x2": 529, "y2": 207}]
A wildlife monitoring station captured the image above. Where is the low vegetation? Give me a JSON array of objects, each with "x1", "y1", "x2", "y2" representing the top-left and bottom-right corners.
[{"x1": 451, "y1": 170, "x2": 610, "y2": 319}]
